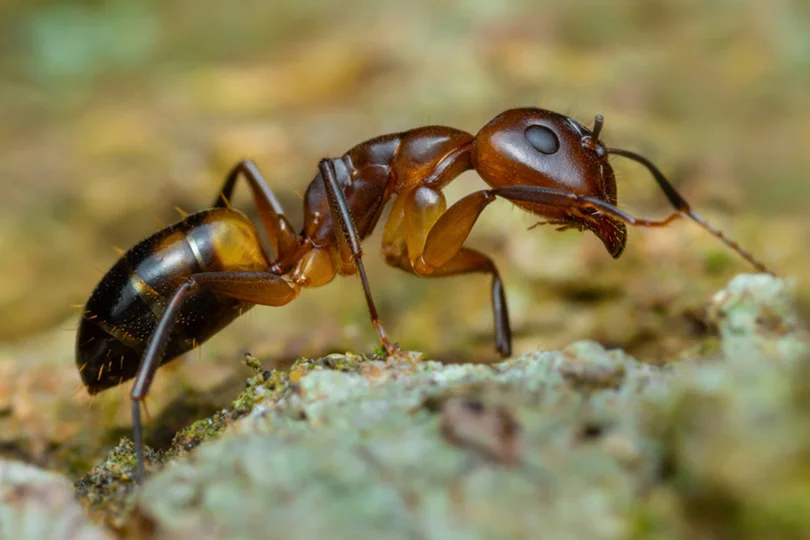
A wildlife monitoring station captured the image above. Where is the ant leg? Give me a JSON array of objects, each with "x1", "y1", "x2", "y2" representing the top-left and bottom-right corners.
[
  {"x1": 213, "y1": 160, "x2": 299, "y2": 261},
  {"x1": 396, "y1": 184, "x2": 690, "y2": 352},
  {"x1": 383, "y1": 188, "x2": 510, "y2": 355},
  {"x1": 418, "y1": 191, "x2": 497, "y2": 270},
  {"x1": 318, "y1": 159, "x2": 397, "y2": 355},
  {"x1": 425, "y1": 248, "x2": 511, "y2": 356},
  {"x1": 495, "y1": 184, "x2": 773, "y2": 274},
  {"x1": 214, "y1": 160, "x2": 284, "y2": 211},
  {"x1": 130, "y1": 271, "x2": 299, "y2": 482}
]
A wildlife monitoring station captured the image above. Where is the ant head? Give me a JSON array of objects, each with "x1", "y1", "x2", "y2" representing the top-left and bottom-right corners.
[{"x1": 472, "y1": 108, "x2": 626, "y2": 258}]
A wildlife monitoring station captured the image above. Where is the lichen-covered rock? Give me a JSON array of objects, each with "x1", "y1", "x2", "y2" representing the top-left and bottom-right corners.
[
  {"x1": 73, "y1": 274, "x2": 809, "y2": 539},
  {"x1": 707, "y1": 273, "x2": 809, "y2": 362},
  {"x1": 638, "y1": 354, "x2": 810, "y2": 540},
  {"x1": 73, "y1": 439, "x2": 146, "y2": 531},
  {"x1": 0, "y1": 460, "x2": 112, "y2": 540},
  {"x1": 137, "y1": 344, "x2": 658, "y2": 540},
  {"x1": 637, "y1": 275, "x2": 810, "y2": 539}
]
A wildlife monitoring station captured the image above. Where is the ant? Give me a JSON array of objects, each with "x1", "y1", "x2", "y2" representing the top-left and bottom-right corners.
[{"x1": 76, "y1": 108, "x2": 772, "y2": 482}]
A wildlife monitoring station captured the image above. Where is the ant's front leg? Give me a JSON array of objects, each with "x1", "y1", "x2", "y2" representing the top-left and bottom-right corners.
[{"x1": 382, "y1": 187, "x2": 511, "y2": 356}]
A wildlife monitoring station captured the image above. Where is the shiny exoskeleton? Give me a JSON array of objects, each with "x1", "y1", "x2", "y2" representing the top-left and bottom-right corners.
[{"x1": 76, "y1": 108, "x2": 773, "y2": 482}]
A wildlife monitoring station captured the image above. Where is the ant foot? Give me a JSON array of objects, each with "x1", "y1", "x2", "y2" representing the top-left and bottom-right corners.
[
  {"x1": 372, "y1": 320, "x2": 401, "y2": 357},
  {"x1": 384, "y1": 341, "x2": 405, "y2": 359}
]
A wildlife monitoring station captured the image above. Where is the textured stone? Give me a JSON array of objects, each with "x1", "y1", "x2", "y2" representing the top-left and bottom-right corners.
[
  {"x1": 70, "y1": 274, "x2": 809, "y2": 539},
  {"x1": 0, "y1": 460, "x2": 112, "y2": 540}
]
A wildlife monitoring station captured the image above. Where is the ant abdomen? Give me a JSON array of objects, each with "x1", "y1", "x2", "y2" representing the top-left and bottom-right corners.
[{"x1": 76, "y1": 208, "x2": 267, "y2": 393}]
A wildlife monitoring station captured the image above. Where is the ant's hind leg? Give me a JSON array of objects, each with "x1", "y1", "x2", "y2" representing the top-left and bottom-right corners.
[
  {"x1": 215, "y1": 160, "x2": 283, "y2": 211},
  {"x1": 214, "y1": 160, "x2": 300, "y2": 262},
  {"x1": 129, "y1": 271, "x2": 299, "y2": 483}
]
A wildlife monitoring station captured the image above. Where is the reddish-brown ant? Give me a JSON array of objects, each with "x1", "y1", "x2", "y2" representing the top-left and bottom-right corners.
[{"x1": 76, "y1": 108, "x2": 772, "y2": 482}]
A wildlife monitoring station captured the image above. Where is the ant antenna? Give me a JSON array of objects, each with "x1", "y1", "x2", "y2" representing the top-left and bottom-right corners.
[
  {"x1": 608, "y1": 147, "x2": 774, "y2": 275},
  {"x1": 592, "y1": 115, "x2": 604, "y2": 140}
]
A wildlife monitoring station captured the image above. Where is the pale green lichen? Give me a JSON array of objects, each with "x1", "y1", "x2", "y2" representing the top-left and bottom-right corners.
[
  {"x1": 2, "y1": 460, "x2": 113, "y2": 539},
  {"x1": 63, "y1": 274, "x2": 810, "y2": 538},
  {"x1": 138, "y1": 345, "x2": 649, "y2": 540},
  {"x1": 708, "y1": 273, "x2": 809, "y2": 362},
  {"x1": 131, "y1": 340, "x2": 671, "y2": 539}
]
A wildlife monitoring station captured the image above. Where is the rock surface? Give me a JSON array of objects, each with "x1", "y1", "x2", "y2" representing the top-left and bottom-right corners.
[
  {"x1": 0, "y1": 460, "x2": 111, "y2": 540},
  {"x1": 61, "y1": 274, "x2": 808, "y2": 539},
  {"x1": 4, "y1": 274, "x2": 808, "y2": 538}
]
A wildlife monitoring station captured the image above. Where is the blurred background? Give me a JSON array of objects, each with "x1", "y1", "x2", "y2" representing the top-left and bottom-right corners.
[{"x1": 1, "y1": 0, "x2": 808, "y2": 477}]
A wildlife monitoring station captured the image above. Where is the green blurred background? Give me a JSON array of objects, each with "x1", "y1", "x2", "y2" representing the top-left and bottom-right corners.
[{"x1": 1, "y1": 0, "x2": 808, "y2": 475}]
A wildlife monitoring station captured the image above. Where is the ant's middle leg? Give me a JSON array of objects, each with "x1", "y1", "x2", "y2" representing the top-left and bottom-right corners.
[
  {"x1": 382, "y1": 187, "x2": 511, "y2": 355},
  {"x1": 317, "y1": 159, "x2": 397, "y2": 355},
  {"x1": 214, "y1": 160, "x2": 300, "y2": 262}
]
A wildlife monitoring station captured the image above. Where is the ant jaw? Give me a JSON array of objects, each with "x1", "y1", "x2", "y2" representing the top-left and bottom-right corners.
[
  {"x1": 584, "y1": 213, "x2": 627, "y2": 258},
  {"x1": 533, "y1": 210, "x2": 627, "y2": 259}
]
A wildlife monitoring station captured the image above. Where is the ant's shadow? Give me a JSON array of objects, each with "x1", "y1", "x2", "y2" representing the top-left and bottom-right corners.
[{"x1": 103, "y1": 354, "x2": 305, "y2": 451}]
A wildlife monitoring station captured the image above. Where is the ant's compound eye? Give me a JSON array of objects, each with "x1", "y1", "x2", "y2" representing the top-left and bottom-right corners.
[{"x1": 524, "y1": 125, "x2": 560, "y2": 155}]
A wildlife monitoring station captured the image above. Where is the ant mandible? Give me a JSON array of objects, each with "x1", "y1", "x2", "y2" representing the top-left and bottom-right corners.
[{"x1": 76, "y1": 108, "x2": 773, "y2": 482}]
